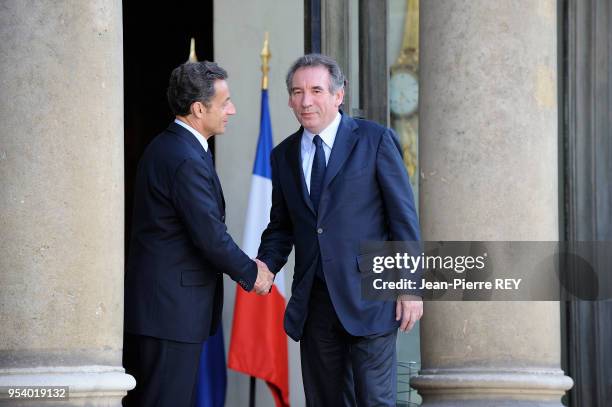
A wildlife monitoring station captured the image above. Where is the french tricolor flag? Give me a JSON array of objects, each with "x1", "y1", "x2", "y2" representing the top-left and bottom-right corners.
[{"x1": 228, "y1": 89, "x2": 289, "y2": 407}]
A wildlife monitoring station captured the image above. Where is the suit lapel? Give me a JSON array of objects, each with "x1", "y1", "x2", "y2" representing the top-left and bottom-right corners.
[
  {"x1": 167, "y1": 122, "x2": 225, "y2": 212},
  {"x1": 207, "y1": 155, "x2": 226, "y2": 212},
  {"x1": 321, "y1": 114, "x2": 359, "y2": 194},
  {"x1": 286, "y1": 130, "x2": 316, "y2": 215}
]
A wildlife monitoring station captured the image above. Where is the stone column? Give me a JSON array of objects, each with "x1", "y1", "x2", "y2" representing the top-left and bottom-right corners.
[
  {"x1": 412, "y1": 1, "x2": 573, "y2": 406},
  {"x1": 0, "y1": 1, "x2": 134, "y2": 405}
]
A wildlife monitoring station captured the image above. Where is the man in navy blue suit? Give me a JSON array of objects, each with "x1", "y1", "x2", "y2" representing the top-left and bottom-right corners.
[
  {"x1": 123, "y1": 61, "x2": 274, "y2": 407},
  {"x1": 257, "y1": 54, "x2": 422, "y2": 406}
]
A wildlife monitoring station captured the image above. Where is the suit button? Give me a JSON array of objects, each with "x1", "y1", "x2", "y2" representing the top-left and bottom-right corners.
[
  {"x1": 317, "y1": 228, "x2": 323, "y2": 234},
  {"x1": 221, "y1": 215, "x2": 226, "y2": 222}
]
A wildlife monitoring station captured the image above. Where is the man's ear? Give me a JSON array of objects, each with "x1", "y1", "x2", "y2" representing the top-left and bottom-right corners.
[
  {"x1": 191, "y1": 101, "x2": 205, "y2": 118},
  {"x1": 335, "y1": 88, "x2": 345, "y2": 108}
]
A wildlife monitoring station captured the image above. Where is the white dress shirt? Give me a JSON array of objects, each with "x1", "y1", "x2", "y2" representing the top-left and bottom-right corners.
[
  {"x1": 175, "y1": 118, "x2": 209, "y2": 152},
  {"x1": 300, "y1": 112, "x2": 342, "y2": 193}
]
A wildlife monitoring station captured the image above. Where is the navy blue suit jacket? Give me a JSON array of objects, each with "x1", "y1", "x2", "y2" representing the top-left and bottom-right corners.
[
  {"x1": 125, "y1": 122, "x2": 257, "y2": 343},
  {"x1": 258, "y1": 113, "x2": 420, "y2": 341}
]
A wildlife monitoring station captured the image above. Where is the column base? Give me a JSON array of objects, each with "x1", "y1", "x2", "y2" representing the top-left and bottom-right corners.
[
  {"x1": 411, "y1": 368, "x2": 573, "y2": 406},
  {"x1": 0, "y1": 365, "x2": 135, "y2": 406}
]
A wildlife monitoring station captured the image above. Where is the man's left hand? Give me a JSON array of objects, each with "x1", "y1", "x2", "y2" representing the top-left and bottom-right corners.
[{"x1": 396, "y1": 295, "x2": 423, "y2": 332}]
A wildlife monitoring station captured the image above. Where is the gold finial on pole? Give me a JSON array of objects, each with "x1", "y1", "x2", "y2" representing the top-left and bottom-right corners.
[
  {"x1": 188, "y1": 37, "x2": 198, "y2": 62},
  {"x1": 261, "y1": 32, "x2": 271, "y2": 90}
]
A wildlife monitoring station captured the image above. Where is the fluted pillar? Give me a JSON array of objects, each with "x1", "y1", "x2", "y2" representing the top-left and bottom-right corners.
[
  {"x1": 412, "y1": 1, "x2": 573, "y2": 405},
  {"x1": 0, "y1": 1, "x2": 134, "y2": 405}
]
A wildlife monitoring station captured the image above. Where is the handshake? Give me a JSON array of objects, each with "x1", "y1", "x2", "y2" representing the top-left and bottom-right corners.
[{"x1": 253, "y1": 258, "x2": 274, "y2": 295}]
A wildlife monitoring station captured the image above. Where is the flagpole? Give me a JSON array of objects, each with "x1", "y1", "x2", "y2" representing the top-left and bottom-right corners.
[
  {"x1": 249, "y1": 377, "x2": 256, "y2": 407},
  {"x1": 247, "y1": 31, "x2": 271, "y2": 407}
]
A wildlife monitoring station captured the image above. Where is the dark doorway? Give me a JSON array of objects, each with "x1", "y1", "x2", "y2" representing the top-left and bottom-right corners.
[{"x1": 122, "y1": 0, "x2": 214, "y2": 251}]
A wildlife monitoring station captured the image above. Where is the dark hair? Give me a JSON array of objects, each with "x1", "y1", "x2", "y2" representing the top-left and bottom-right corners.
[
  {"x1": 167, "y1": 61, "x2": 228, "y2": 116},
  {"x1": 285, "y1": 53, "x2": 345, "y2": 94}
]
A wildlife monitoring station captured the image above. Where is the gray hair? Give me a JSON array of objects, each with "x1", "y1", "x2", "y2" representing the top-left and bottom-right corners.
[
  {"x1": 167, "y1": 61, "x2": 228, "y2": 116},
  {"x1": 285, "y1": 53, "x2": 346, "y2": 94}
]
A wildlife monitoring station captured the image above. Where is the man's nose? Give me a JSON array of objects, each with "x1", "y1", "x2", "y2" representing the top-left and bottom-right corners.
[
  {"x1": 227, "y1": 101, "x2": 236, "y2": 115},
  {"x1": 301, "y1": 92, "x2": 312, "y2": 107}
]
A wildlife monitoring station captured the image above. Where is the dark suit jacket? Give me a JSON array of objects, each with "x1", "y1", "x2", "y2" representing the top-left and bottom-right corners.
[
  {"x1": 125, "y1": 122, "x2": 256, "y2": 343},
  {"x1": 258, "y1": 113, "x2": 420, "y2": 341}
]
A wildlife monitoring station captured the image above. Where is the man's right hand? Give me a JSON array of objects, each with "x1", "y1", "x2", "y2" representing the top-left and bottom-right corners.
[{"x1": 253, "y1": 259, "x2": 274, "y2": 295}]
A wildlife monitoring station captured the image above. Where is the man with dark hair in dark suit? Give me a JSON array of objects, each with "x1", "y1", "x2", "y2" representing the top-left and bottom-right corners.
[
  {"x1": 123, "y1": 61, "x2": 274, "y2": 407},
  {"x1": 257, "y1": 54, "x2": 422, "y2": 406}
]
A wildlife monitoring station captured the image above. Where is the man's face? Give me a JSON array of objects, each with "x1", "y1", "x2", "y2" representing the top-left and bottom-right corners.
[
  {"x1": 288, "y1": 66, "x2": 344, "y2": 134},
  {"x1": 199, "y1": 79, "x2": 236, "y2": 137}
]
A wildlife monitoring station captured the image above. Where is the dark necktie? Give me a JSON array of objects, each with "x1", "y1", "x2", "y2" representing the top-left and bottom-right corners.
[
  {"x1": 311, "y1": 135, "x2": 327, "y2": 281},
  {"x1": 310, "y1": 135, "x2": 326, "y2": 212},
  {"x1": 205, "y1": 148, "x2": 214, "y2": 165}
]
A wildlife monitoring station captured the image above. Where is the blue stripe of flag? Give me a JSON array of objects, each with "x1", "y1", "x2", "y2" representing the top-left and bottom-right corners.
[
  {"x1": 252, "y1": 89, "x2": 273, "y2": 180},
  {"x1": 195, "y1": 327, "x2": 227, "y2": 407}
]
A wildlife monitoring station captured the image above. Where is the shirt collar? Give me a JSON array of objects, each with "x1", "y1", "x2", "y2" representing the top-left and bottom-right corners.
[
  {"x1": 302, "y1": 112, "x2": 342, "y2": 150},
  {"x1": 175, "y1": 118, "x2": 209, "y2": 152}
]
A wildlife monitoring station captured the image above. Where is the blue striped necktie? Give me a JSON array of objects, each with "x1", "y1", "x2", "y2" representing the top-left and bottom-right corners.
[
  {"x1": 311, "y1": 135, "x2": 326, "y2": 281},
  {"x1": 310, "y1": 135, "x2": 326, "y2": 212}
]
